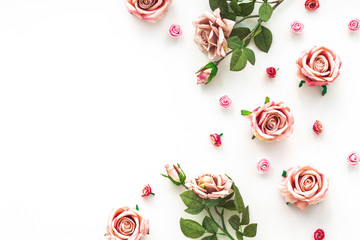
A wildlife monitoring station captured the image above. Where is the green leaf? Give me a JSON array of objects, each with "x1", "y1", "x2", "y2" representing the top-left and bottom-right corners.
[
  {"x1": 180, "y1": 190, "x2": 204, "y2": 210},
  {"x1": 254, "y1": 26, "x2": 272, "y2": 53},
  {"x1": 230, "y1": 49, "x2": 247, "y2": 71},
  {"x1": 253, "y1": 25, "x2": 262, "y2": 37},
  {"x1": 243, "y1": 223, "x2": 257, "y2": 237},
  {"x1": 209, "y1": 0, "x2": 228, "y2": 12},
  {"x1": 180, "y1": 218, "x2": 205, "y2": 238},
  {"x1": 239, "y1": 2, "x2": 255, "y2": 16},
  {"x1": 264, "y1": 96, "x2": 270, "y2": 104},
  {"x1": 236, "y1": 231, "x2": 244, "y2": 240},
  {"x1": 224, "y1": 200, "x2": 237, "y2": 210},
  {"x1": 322, "y1": 85, "x2": 327, "y2": 96},
  {"x1": 240, "y1": 206, "x2": 250, "y2": 225},
  {"x1": 202, "y1": 216, "x2": 218, "y2": 234},
  {"x1": 230, "y1": 0, "x2": 242, "y2": 15},
  {"x1": 259, "y1": 3, "x2": 273, "y2": 22},
  {"x1": 227, "y1": 36, "x2": 242, "y2": 50},
  {"x1": 185, "y1": 207, "x2": 204, "y2": 215},
  {"x1": 205, "y1": 198, "x2": 221, "y2": 208},
  {"x1": 299, "y1": 80, "x2": 305, "y2": 88},
  {"x1": 202, "y1": 235, "x2": 217, "y2": 240},
  {"x1": 228, "y1": 214, "x2": 240, "y2": 231},
  {"x1": 243, "y1": 48, "x2": 255, "y2": 65},
  {"x1": 223, "y1": 192, "x2": 234, "y2": 200},
  {"x1": 230, "y1": 27, "x2": 251, "y2": 47},
  {"x1": 233, "y1": 184, "x2": 245, "y2": 213},
  {"x1": 222, "y1": 11, "x2": 237, "y2": 21},
  {"x1": 241, "y1": 110, "x2": 252, "y2": 116}
]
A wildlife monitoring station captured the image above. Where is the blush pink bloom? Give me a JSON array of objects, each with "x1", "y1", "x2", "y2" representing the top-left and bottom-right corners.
[
  {"x1": 219, "y1": 95, "x2": 232, "y2": 108},
  {"x1": 187, "y1": 174, "x2": 233, "y2": 199},
  {"x1": 348, "y1": 19, "x2": 360, "y2": 32},
  {"x1": 296, "y1": 46, "x2": 341, "y2": 87},
  {"x1": 165, "y1": 164, "x2": 186, "y2": 184},
  {"x1": 266, "y1": 67, "x2": 277, "y2": 78},
  {"x1": 105, "y1": 207, "x2": 149, "y2": 240},
  {"x1": 313, "y1": 120, "x2": 323, "y2": 135},
  {"x1": 141, "y1": 184, "x2": 154, "y2": 197},
  {"x1": 257, "y1": 159, "x2": 270, "y2": 174},
  {"x1": 314, "y1": 229, "x2": 325, "y2": 240},
  {"x1": 169, "y1": 24, "x2": 182, "y2": 37},
  {"x1": 348, "y1": 152, "x2": 360, "y2": 166},
  {"x1": 125, "y1": 0, "x2": 172, "y2": 23},
  {"x1": 210, "y1": 133, "x2": 222, "y2": 147},
  {"x1": 279, "y1": 166, "x2": 329, "y2": 211},
  {"x1": 196, "y1": 62, "x2": 218, "y2": 85},
  {"x1": 248, "y1": 101, "x2": 294, "y2": 142},
  {"x1": 193, "y1": 8, "x2": 236, "y2": 59},
  {"x1": 291, "y1": 21, "x2": 304, "y2": 33},
  {"x1": 305, "y1": 0, "x2": 319, "y2": 11}
]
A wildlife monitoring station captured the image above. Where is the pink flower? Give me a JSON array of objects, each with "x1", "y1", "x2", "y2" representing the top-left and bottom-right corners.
[
  {"x1": 210, "y1": 133, "x2": 222, "y2": 147},
  {"x1": 305, "y1": 0, "x2": 319, "y2": 11},
  {"x1": 193, "y1": 8, "x2": 236, "y2": 59},
  {"x1": 105, "y1": 207, "x2": 149, "y2": 240},
  {"x1": 266, "y1": 67, "x2": 277, "y2": 78},
  {"x1": 169, "y1": 24, "x2": 182, "y2": 37},
  {"x1": 247, "y1": 101, "x2": 294, "y2": 142},
  {"x1": 125, "y1": 0, "x2": 172, "y2": 23},
  {"x1": 313, "y1": 120, "x2": 323, "y2": 135},
  {"x1": 296, "y1": 46, "x2": 341, "y2": 87},
  {"x1": 314, "y1": 229, "x2": 325, "y2": 240},
  {"x1": 349, "y1": 19, "x2": 360, "y2": 32},
  {"x1": 219, "y1": 95, "x2": 232, "y2": 108},
  {"x1": 165, "y1": 164, "x2": 186, "y2": 185},
  {"x1": 348, "y1": 152, "x2": 360, "y2": 166},
  {"x1": 291, "y1": 21, "x2": 304, "y2": 33},
  {"x1": 141, "y1": 184, "x2": 154, "y2": 197},
  {"x1": 196, "y1": 62, "x2": 218, "y2": 85},
  {"x1": 279, "y1": 166, "x2": 329, "y2": 211},
  {"x1": 187, "y1": 174, "x2": 233, "y2": 199},
  {"x1": 257, "y1": 159, "x2": 270, "y2": 174}
]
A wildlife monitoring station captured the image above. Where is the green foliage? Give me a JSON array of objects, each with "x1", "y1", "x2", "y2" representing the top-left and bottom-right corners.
[
  {"x1": 180, "y1": 190, "x2": 204, "y2": 210},
  {"x1": 233, "y1": 184, "x2": 245, "y2": 213},
  {"x1": 259, "y1": 3, "x2": 273, "y2": 22},
  {"x1": 264, "y1": 96, "x2": 270, "y2": 104},
  {"x1": 254, "y1": 26, "x2": 273, "y2": 53},
  {"x1": 228, "y1": 36, "x2": 242, "y2": 50},
  {"x1": 230, "y1": 28, "x2": 251, "y2": 47},
  {"x1": 239, "y1": 206, "x2": 250, "y2": 225},
  {"x1": 243, "y1": 48, "x2": 255, "y2": 65},
  {"x1": 180, "y1": 218, "x2": 206, "y2": 238},
  {"x1": 241, "y1": 110, "x2": 252, "y2": 116},
  {"x1": 229, "y1": 215, "x2": 241, "y2": 231},
  {"x1": 243, "y1": 224, "x2": 257, "y2": 237},
  {"x1": 224, "y1": 200, "x2": 237, "y2": 210},
  {"x1": 209, "y1": 0, "x2": 228, "y2": 12},
  {"x1": 202, "y1": 216, "x2": 218, "y2": 233},
  {"x1": 239, "y1": 2, "x2": 255, "y2": 16},
  {"x1": 230, "y1": 49, "x2": 247, "y2": 71}
]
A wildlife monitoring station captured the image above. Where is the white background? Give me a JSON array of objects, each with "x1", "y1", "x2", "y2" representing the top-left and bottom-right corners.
[{"x1": 0, "y1": 0, "x2": 360, "y2": 239}]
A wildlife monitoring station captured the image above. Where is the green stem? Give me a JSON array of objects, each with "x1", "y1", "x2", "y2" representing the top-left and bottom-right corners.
[
  {"x1": 214, "y1": 207, "x2": 227, "y2": 232},
  {"x1": 236, "y1": 15, "x2": 259, "y2": 24},
  {"x1": 206, "y1": 208, "x2": 235, "y2": 240},
  {"x1": 181, "y1": 183, "x2": 189, "y2": 190}
]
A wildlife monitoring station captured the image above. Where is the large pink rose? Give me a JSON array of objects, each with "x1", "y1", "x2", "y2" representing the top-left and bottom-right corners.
[
  {"x1": 106, "y1": 207, "x2": 149, "y2": 240},
  {"x1": 187, "y1": 174, "x2": 233, "y2": 199},
  {"x1": 279, "y1": 166, "x2": 329, "y2": 211},
  {"x1": 296, "y1": 46, "x2": 341, "y2": 87},
  {"x1": 125, "y1": 0, "x2": 172, "y2": 23},
  {"x1": 193, "y1": 8, "x2": 236, "y2": 59},
  {"x1": 248, "y1": 101, "x2": 294, "y2": 142}
]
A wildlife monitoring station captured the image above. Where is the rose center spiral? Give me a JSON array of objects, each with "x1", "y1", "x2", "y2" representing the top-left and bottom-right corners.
[
  {"x1": 116, "y1": 217, "x2": 135, "y2": 236},
  {"x1": 314, "y1": 55, "x2": 328, "y2": 73},
  {"x1": 265, "y1": 115, "x2": 279, "y2": 131},
  {"x1": 300, "y1": 175, "x2": 316, "y2": 191},
  {"x1": 138, "y1": 0, "x2": 156, "y2": 9}
]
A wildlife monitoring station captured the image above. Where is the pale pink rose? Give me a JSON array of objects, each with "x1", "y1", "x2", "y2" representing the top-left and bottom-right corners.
[
  {"x1": 219, "y1": 95, "x2": 232, "y2": 108},
  {"x1": 105, "y1": 207, "x2": 149, "y2": 240},
  {"x1": 196, "y1": 62, "x2": 218, "y2": 85},
  {"x1": 291, "y1": 21, "x2": 304, "y2": 33},
  {"x1": 296, "y1": 46, "x2": 341, "y2": 87},
  {"x1": 248, "y1": 101, "x2": 294, "y2": 142},
  {"x1": 348, "y1": 19, "x2": 360, "y2": 32},
  {"x1": 165, "y1": 164, "x2": 186, "y2": 184},
  {"x1": 187, "y1": 174, "x2": 233, "y2": 199},
  {"x1": 279, "y1": 166, "x2": 329, "y2": 211},
  {"x1": 169, "y1": 24, "x2": 182, "y2": 37},
  {"x1": 257, "y1": 159, "x2": 270, "y2": 174},
  {"x1": 305, "y1": 0, "x2": 319, "y2": 11},
  {"x1": 193, "y1": 8, "x2": 236, "y2": 59},
  {"x1": 125, "y1": 0, "x2": 172, "y2": 23},
  {"x1": 348, "y1": 152, "x2": 360, "y2": 166}
]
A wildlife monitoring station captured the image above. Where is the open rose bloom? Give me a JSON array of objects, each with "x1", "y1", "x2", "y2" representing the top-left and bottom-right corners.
[
  {"x1": 187, "y1": 174, "x2": 233, "y2": 199},
  {"x1": 296, "y1": 46, "x2": 341, "y2": 87},
  {"x1": 279, "y1": 166, "x2": 329, "y2": 211},
  {"x1": 106, "y1": 207, "x2": 149, "y2": 240},
  {"x1": 125, "y1": 0, "x2": 172, "y2": 23},
  {"x1": 248, "y1": 101, "x2": 294, "y2": 142},
  {"x1": 193, "y1": 8, "x2": 235, "y2": 59}
]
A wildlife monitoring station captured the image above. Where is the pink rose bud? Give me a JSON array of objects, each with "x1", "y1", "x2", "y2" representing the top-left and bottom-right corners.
[
  {"x1": 196, "y1": 62, "x2": 218, "y2": 85},
  {"x1": 314, "y1": 229, "x2": 325, "y2": 240},
  {"x1": 266, "y1": 67, "x2": 277, "y2": 78},
  {"x1": 219, "y1": 95, "x2": 232, "y2": 108},
  {"x1": 348, "y1": 19, "x2": 360, "y2": 32},
  {"x1": 257, "y1": 159, "x2": 270, "y2": 174},
  {"x1": 313, "y1": 120, "x2": 323, "y2": 135},
  {"x1": 305, "y1": 0, "x2": 319, "y2": 11},
  {"x1": 348, "y1": 152, "x2": 360, "y2": 166},
  {"x1": 291, "y1": 21, "x2": 304, "y2": 33},
  {"x1": 164, "y1": 164, "x2": 186, "y2": 185},
  {"x1": 210, "y1": 133, "x2": 222, "y2": 147},
  {"x1": 141, "y1": 184, "x2": 155, "y2": 197},
  {"x1": 169, "y1": 24, "x2": 182, "y2": 37}
]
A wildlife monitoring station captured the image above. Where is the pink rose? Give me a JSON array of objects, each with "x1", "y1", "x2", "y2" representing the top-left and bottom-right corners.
[
  {"x1": 296, "y1": 46, "x2": 341, "y2": 87},
  {"x1": 165, "y1": 164, "x2": 186, "y2": 185},
  {"x1": 105, "y1": 207, "x2": 149, "y2": 240},
  {"x1": 169, "y1": 24, "x2": 182, "y2": 37},
  {"x1": 196, "y1": 62, "x2": 218, "y2": 85},
  {"x1": 210, "y1": 133, "x2": 222, "y2": 147},
  {"x1": 348, "y1": 152, "x2": 360, "y2": 166},
  {"x1": 348, "y1": 19, "x2": 360, "y2": 32},
  {"x1": 291, "y1": 21, "x2": 304, "y2": 33},
  {"x1": 305, "y1": 0, "x2": 319, "y2": 11},
  {"x1": 187, "y1": 174, "x2": 233, "y2": 199},
  {"x1": 314, "y1": 229, "x2": 325, "y2": 240},
  {"x1": 193, "y1": 8, "x2": 236, "y2": 59},
  {"x1": 248, "y1": 101, "x2": 294, "y2": 142},
  {"x1": 313, "y1": 120, "x2": 323, "y2": 135},
  {"x1": 141, "y1": 184, "x2": 154, "y2": 197},
  {"x1": 125, "y1": 0, "x2": 172, "y2": 23},
  {"x1": 279, "y1": 166, "x2": 329, "y2": 211},
  {"x1": 257, "y1": 159, "x2": 270, "y2": 174},
  {"x1": 219, "y1": 95, "x2": 232, "y2": 108},
  {"x1": 266, "y1": 67, "x2": 277, "y2": 78}
]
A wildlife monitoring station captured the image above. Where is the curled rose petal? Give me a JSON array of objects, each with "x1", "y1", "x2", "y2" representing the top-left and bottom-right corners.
[
  {"x1": 266, "y1": 67, "x2": 277, "y2": 78},
  {"x1": 219, "y1": 95, "x2": 232, "y2": 108},
  {"x1": 186, "y1": 174, "x2": 233, "y2": 199},
  {"x1": 169, "y1": 24, "x2": 182, "y2": 37},
  {"x1": 313, "y1": 120, "x2": 323, "y2": 135},
  {"x1": 305, "y1": 0, "x2": 319, "y2": 11},
  {"x1": 125, "y1": 0, "x2": 173, "y2": 23},
  {"x1": 348, "y1": 18, "x2": 360, "y2": 32},
  {"x1": 291, "y1": 21, "x2": 304, "y2": 33},
  {"x1": 314, "y1": 229, "x2": 325, "y2": 240},
  {"x1": 257, "y1": 159, "x2": 270, "y2": 174},
  {"x1": 348, "y1": 152, "x2": 360, "y2": 166}
]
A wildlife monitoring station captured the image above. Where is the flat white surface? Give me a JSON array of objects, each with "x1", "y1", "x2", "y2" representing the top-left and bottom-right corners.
[{"x1": 0, "y1": 0, "x2": 360, "y2": 239}]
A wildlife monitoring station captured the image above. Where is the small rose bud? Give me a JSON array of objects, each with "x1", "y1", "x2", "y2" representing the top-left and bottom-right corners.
[
  {"x1": 348, "y1": 152, "x2": 360, "y2": 166},
  {"x1": 313, "y1": 120, "x2": 323, "y2": 135},
  {"x1": 291, "y1": 20, "x2": 304, "y2": 33},
  {"x1": 196, "y1": 62, "x2": 218, "y2": 85},
  {"x1": 169, "y1": 24, "x2": 182, "y2": 37},
  {"x1": 210, "y1": 133, "x2": 222, "y2": 147},
  {"x1": 219, "y1": 95, "x2": 232, "y2": 108},
  {"x1": 257, "y1": 159, "x2": 270, "y2": 174},
  {"x1": 348, "y1": 18, "x2": 360, "y2": 32},
  {"x1": 141, "y1": 184, "x2": 155, "y2": 197},
  {"x1": 164, "y1": 164, "x2": 186, "y2": 185},
  {"x1": 314, "y1": 229, "x2": 325, "y2": 240},
  {"x1": 305, "y1": 0, "x2": 320, "y2": 11},
  {"x1": 266, "y1": 67, "x2": 277, "y2": 78}
]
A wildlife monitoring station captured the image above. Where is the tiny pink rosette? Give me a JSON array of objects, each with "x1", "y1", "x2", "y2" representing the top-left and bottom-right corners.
[
  {"x1": 219, "y1": 95, "x2": 232, "y2": 108},
  {"x1": 169, "y1": 24, "x2": 182, "y2": 37},
  {"x1": 348, "y1": 152, "x2": 360, "y2": 166},
  {"x1": 257, "y1": 159, "x2": 270, "y2": 174},
  {"x1": 313, "y1": 120, "x2": 323, "y2": 135},
  {"x1": 291, "y1": 21, "x2": 304, "y2": 33},
  {"x1": 348, "y1": 19, "x2": 360, "y2": 32}
]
